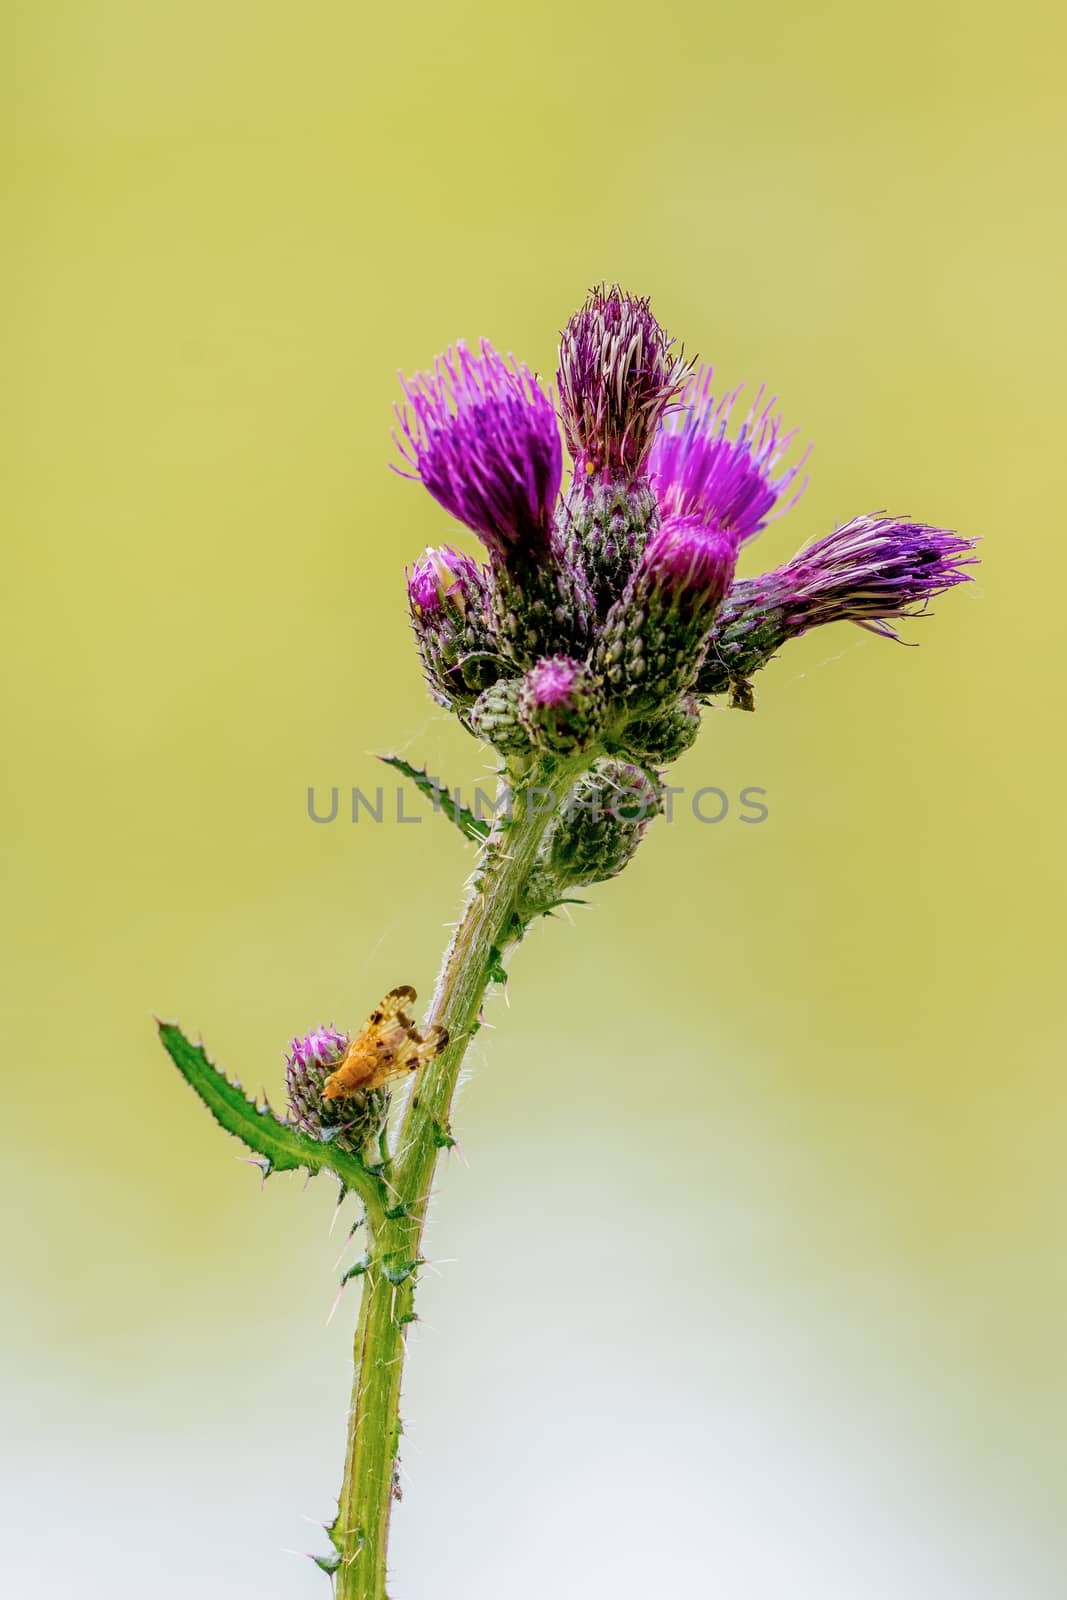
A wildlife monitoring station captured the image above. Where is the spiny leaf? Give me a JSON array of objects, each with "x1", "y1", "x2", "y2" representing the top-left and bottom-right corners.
[
  {"x1": 340, "y1": 1253, "x2": 370, "y2": 1287},
  {"x1": 486, "y1": 944, "x2": 509, "y2": 986},
  {"x1": 377, "y1": 754, "x2": 489, "y2": 842},
  {"x1": 381, "y1": 1254, "x2": 421, "y2": 1286},
  {"x1": 156, "y1": 1022, "x2": 383, "y2": 1206},
  {"x1": 526, "y1": 894, "x2": 589, "y2": 921}
]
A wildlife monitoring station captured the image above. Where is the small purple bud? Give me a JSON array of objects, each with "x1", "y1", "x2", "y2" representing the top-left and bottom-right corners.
[
  {"x1": 597, "y1": 516, "x2": 739, "y2": 707},
  {"x1": 406, "y1": 545, "x2": 499, "y2": 708},
  {"x1": 518, "y1": 656, "x2": 604, "y2": 753},
  {"x1": 285, "y1": 1027, "x2": 390, "y2": 1154},
  {"x1": 407, "y1": 545, "x2": 480, "y2": 618},
  {"x1": 394, "y1": 339, "x2": 563, "y2": 565},
  {"x1": 649, "y1": 367, "x2": 810, "y2": 544},
  {"x1": 640, "y1": 516, "x2": 738, "y2": 616},
  {"x1": 557, "y1": 286, "x2": 689, "y2": 483},
  {"x1": 698, "y1": 514, "x2": 978, "y2": 701},
  {"x1": 527, "y1": 656, "x2": 580, "y2": 708}
]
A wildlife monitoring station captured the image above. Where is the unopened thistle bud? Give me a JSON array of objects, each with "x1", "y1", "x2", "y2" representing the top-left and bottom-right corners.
[
  {"x1": 558, "y1": 286, "x2": 690, "y2": 611},
  {"x1": 407, "y1": 546, "x2": 498, "y2": 707},
  {"x1": 547, "y1": 760, "x2": 662, "y2": 887},
  {"x1": 621, "y1": 694, "x2": 702, "y2": 764},
  {"x1": 286, "y1": 1028, "x2": 390, "y2": 1156},
  {"x1": 649, "y1": 366, "x2": 810, "y2": 544},
  {"x1": 465, "y1": 678, "x2": 529, "y2": 755},
  {"x1": 517, "y1": 656, "x2": 604, "y2": 753},
  {"x1": 597, "y1": 515, "x2": 738, "y2": 708},
  {"x1": 697, "y1": 515, "x2": 977, "y2": 701}
]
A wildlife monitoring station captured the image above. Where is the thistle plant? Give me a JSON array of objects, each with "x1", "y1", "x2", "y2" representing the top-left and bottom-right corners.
[{"x1": 158, "y1": 285, "x2": 976, "y2": 1597}]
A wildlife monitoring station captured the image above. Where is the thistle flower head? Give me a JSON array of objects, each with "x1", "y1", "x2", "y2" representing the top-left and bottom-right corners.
[
  {"x1": 394, "y1": 340, "x2": 562, "y2": 564},
  {"x1": 697, "y1": 515, "x2": 977, "y2": 701},
  {"x1": 775, "y1": 515, "x2": 976, "y2": 638},
  {"x1": 649, "y1": 367, "x2": 810, "y2": 543},
  {"x1": 285, "y1": 1026, "x2": 347, "y2": 1134},
  {"x1": 287, "y1": 1026, "x2": 347, "y2": 1075},
  {"x1": 557, "y1": 285, "x2": 689, "y2": 482},
  {"x1": 285, "y1": 1026, "x2": 390, "y2": 1155}
]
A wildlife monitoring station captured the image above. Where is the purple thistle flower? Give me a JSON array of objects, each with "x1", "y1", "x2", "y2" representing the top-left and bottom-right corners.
[
  {"x1": 698, "y1": 515, "x2": 977, "y2": 701},
  {"x1": 393, "y1": 339, "x2": 562, "y2": 566},
  {"x1": 649, "y1": 366, "x2": 810, "y2": 544},
  {"x1": 775, "y1": 516, "x2": 976, "y2": 637},
  {"x1": 285, "y1": 1025, "x2": 348, "y2": 1134},
  {"x1": 557, "y1": 285, "x2": 689, "y2": 483},
  {"x1": 287, "y1": 1026, "x2": 348, "y2": 1074}
]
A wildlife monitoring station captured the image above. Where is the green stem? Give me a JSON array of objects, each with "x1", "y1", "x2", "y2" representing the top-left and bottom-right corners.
[{"x1": 330, "y1": 752, "x2": 591, "y2": 1599}]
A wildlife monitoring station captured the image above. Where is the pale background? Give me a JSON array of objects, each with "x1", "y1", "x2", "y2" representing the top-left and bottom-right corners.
[{"x1": 6, "y1": 1, "x2": 1065, "y2": 1595}]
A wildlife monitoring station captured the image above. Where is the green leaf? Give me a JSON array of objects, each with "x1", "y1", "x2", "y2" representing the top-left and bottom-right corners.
[
  {"x1": 156, "y1": 1022, "x2": 384, "y2": 1209},
  {"x1": 340, "y1": 1252, "x2": 370, "y2": 1287},
  {"x1": 486, "y1": 944, "x2": 509, "y2": 986},
  {"x1": 377, "y1": 754, "x2": 489, "y2": 842}
]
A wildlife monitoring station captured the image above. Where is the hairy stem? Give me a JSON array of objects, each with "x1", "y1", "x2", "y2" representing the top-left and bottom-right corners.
[{"x1": 331, "y1": 753, "x2": 591, "y2": 1599}]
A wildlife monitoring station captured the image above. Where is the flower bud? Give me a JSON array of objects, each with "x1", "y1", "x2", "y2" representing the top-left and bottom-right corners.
[
  {"x1": 547, "y1": 760, "x2": 661, "y2": 887},
  {"x1": 697, "y1": 515, "x2": 977, "y2": 701},
  {"x1": 407, "y1": 546, "x2": 499, "y2": 707},
  {"x1": 597, "y1": 515, "x2": 738, "y2": 708},
  {"x1": 465, "y1": 678, "x2": 529, "y2": 755},
  {"x1": 517, "y1": 656, "x2": 604, "y2": 753},
  {"x1": 622, "y1": 694, "x2": 702, "y2": 763},
  {"x1": 285, "y1": 1028, "x2": 390, "y2": 1156}
]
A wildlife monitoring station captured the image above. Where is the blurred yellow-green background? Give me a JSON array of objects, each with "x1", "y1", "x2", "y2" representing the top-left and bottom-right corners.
[{"x1": 6, "y1": 1, "x2": 1065, "y2": 1594}]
